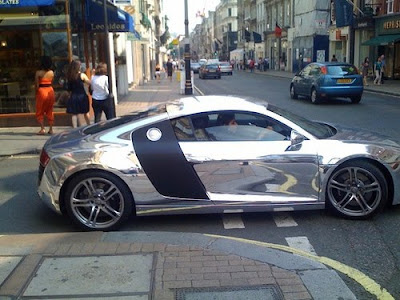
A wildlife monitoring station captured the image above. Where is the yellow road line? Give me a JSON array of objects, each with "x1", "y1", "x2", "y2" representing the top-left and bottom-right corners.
[{"x1": 204, "y1": 234, "x2": 394, "y2": 300}]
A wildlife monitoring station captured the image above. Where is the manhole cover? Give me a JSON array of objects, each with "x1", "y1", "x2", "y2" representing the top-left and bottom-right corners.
[{"x1": 176, "y1": 285, "x2": 283, "y2": 300}]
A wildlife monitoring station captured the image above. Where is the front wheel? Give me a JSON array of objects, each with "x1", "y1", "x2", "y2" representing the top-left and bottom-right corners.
[
  {"x1": 326, "y1": 161, "x2": 388, "y2": 219},
  {"x1": 351, "y1": 95, "x2": 362, "y2": 104},
  {"x1": 64, "y1": 171, "x2": 134, "y2": 231}
]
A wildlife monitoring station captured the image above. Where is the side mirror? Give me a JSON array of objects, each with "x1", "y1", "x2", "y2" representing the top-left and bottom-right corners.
[{"x1": 290, "y1": 130, "x2": 305, "y2": 146}]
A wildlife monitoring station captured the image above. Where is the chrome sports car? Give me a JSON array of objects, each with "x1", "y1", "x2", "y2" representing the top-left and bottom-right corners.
[{"x1": 38, "y1": 96, "x2": 400, "y2": 231}]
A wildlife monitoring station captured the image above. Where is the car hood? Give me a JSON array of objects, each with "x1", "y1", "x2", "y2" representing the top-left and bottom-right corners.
[{"x1": 328, "y1": 124, "x2": 400, "y2": 148}]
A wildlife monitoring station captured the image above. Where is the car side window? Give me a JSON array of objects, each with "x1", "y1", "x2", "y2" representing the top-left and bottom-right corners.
[
  {"x1": 310, "y1": 65, "x2": 320, "y2": 76},
  {"x1": 190, "y1": 112, "x2": 291, "y2": 142},
  {"x1": 171, "y1": 117, "x2": 196, "y2": 141},
  {"x1": 302, "y1": 65, "x2": 312, "y2": 76}
]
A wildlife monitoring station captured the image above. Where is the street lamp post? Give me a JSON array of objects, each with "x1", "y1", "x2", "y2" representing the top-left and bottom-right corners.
[{"x1": 184, "y1": 0, "x2": 192, "y2": 95}]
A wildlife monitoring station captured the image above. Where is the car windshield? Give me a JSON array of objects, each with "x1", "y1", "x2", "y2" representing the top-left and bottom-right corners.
[
  {"x1": 267, "y1": 105, "x2": 336, "y2": 139},
  {"x1": 83, "y1": 103, "x2": 166, "y2": 135},
  {"x1": 220, "y1": 62, "x2": 230, "y2": 66},
  {"x1": 327, "y1": 65, "x2": 358, "y2": 76}
]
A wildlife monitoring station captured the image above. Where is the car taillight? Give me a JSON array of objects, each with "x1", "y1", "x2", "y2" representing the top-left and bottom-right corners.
[
  {"x1": 321, "y1": 66, "x2": 327, "y2": 74},
  {"x1": 40, "y1": 149, "x2": 50, "y2": 167}
]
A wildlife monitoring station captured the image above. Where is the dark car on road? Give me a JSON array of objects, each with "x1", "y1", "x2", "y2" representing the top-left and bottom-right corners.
[
  {"x1": 199, "y1": 63, "x2": 221, "y2": 79},
  {"x1": 290, "y1": 62, "x2": 363, "y2": 104}
]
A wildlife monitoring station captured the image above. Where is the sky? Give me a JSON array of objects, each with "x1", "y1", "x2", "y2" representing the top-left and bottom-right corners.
[{"x1": 163, "y1": 0, "x2": 220, "y2": 36}]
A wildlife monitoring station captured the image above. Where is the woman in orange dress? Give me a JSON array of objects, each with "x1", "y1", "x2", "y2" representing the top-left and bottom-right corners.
[{"x1": 35, "y1": 56, "x2": 55, "y2": 135}]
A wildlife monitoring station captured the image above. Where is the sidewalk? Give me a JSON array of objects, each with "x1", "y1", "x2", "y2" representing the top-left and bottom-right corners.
[{"x1": 0, "y1": 74, "x2": 387, "y2": 300}]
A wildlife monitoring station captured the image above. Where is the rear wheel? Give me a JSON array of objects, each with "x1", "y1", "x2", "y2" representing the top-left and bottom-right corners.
[
  {"x1": 290, "y1": 84, "x2": 298, "y2": 99},
  {"x1": 351, "y1": 95, "x2": 362, "y2": 104},
  {"x1": 311, "y1": 88, "x2": 320, "y2": 104},
  {"x1": 64, "y1": 171, "x2": 134, "y2": 231},
  {"x1": 326, "y1": 161, "x2": 388, "y2": 219}
]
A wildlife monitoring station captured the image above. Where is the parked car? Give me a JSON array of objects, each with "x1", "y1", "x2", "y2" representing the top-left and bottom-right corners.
[
  {"x1": 199, "y1": 63, "x2": 221, "y2": 79},
  {"x1": 191, "y1": 62, "x2": 201, "y2": 73},
  {"x1": 219, "y1": 61, "x2": 233, "y2": 75},
  {"x1": 290, "y1": 62, "x2": 363, "y2": 104},
  {"x1": 38, "y1": 95, "x2": 400, "y2": 230}
]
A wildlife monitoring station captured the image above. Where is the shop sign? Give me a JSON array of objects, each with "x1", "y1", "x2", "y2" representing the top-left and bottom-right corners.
[
  {"x1": 89, "y1": 22, "x2": 126, "y2": 31},
  {"x1": 0, "y1": 0, "x2": 54, "y2": 7},
  {"x1": 354, "y1": 17, "x2": 374, "y2": 29},
  {"x1": 377, "y1": 15, "x2": 400, "y2": 35}
]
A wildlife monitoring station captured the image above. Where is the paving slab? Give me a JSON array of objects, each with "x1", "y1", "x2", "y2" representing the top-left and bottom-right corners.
[
  {"x1": 300, "y1": 269, "x2": 357, "y2": 300},
  {"x1": 0, "y1": 256, "x2": 23, "y2": 286},
  {"x1": 23, "y1": 254, "x2": 153, "y2": 297}
]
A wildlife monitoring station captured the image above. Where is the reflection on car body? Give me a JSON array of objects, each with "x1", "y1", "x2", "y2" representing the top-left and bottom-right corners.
[{"x1": 38, "y1": 95, "x2": 400, "y2": 231}]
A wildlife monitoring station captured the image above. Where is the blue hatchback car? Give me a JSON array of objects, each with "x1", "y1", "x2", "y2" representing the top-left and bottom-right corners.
[{"x1": 290, "y1": 62, "x2": 364, "y2": 104}]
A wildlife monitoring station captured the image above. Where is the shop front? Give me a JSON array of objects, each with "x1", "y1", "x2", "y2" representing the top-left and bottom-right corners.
[
  {"x1": 363, "y1": 14, "x2": 400, "y2": 79},
  {"x1": 0, "y1": 0, "x2": 135, "y2": 127}
]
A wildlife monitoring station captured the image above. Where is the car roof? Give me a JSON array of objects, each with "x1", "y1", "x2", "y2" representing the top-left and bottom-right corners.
[{"x1": 166, "y1": 95, "x2": 269, "y2": 119}]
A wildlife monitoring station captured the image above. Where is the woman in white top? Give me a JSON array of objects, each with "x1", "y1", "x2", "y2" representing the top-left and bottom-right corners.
[{"x1": 91, "y1": 63, "x2": 112, "y2": 122}]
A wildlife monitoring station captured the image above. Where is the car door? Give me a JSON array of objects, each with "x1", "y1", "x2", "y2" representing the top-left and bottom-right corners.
[
  {"x1": 174, "y1": 111, "x2": 320, "y2": 205},
  {"x1": 296, "y1": 65, "x2": 312, "y2": 95}
]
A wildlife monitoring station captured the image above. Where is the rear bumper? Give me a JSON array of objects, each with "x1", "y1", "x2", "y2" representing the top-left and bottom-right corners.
[{"x1": 319, "y1": 86, "x2": 363, "y2": 97}]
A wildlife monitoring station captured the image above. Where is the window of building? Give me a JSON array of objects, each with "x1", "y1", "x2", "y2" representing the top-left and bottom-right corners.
[
  {"x1": 228, "y1": 8, "x2": 232, "y2": 17},
  {"x1": 387, "y1": 0, "x2": 394, "y2": 13}
]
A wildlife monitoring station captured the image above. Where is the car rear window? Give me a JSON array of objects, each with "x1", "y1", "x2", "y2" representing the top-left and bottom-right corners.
[
  {"x1": 207, "y1": 64, "x2": 218, "y2": 69},
  {"x1": 327, "y1": 65, "x2": 358, "y2": 76}
]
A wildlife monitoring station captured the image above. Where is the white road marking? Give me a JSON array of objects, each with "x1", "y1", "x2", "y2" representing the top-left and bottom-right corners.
[
  {"x1": 285, "y1": 236, "x2": 317, "y2": 255},
  {"x1": 223, "y1": 214, "x2": 245, "y2": 229},
  {"x1": 273, "y1": 212, "x2": 298, "y2": 227}
]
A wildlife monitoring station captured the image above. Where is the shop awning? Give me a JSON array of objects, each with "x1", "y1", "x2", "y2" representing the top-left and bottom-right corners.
[
  {"x1": 85, "y1": 0, "x2": 134, "y2": 33},
  {"x1": 362, "y1": 34, "x2": 400, "y2": 46},
  {"x1": 0, "y1": 0, "x2": 54, "y2": 8}
]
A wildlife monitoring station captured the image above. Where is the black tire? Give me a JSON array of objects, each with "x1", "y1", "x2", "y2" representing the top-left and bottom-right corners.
[
  {"x1": 310, "y1": 88, "x2": 320, "y2": 104},
  {"x1": 64, "y1": 171, "x2": 134, "y2": 231},
  {"x1": 326, "y1": 160, "x2": 388, "y2": 220},
  {"x1": 351, "y1": 95, "x2": 362, "y2": 104},
  {"x1": 290, "y1": 84, "x2": 298, "y2": 99},
  {"x1": 217, "y1": 75, "x2": 221, "y2": 79}
]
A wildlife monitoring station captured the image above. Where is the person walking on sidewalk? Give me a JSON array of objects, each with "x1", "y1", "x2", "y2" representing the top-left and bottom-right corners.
[
  {"x1": 35, "y1": 56, "x2": 55, "y2": 135},
  {"x1": 166, "y1": 59, "x2": 173, "y2": 82},
  {"x1": 249, "y1": 59, "x2": 255, "y2": 73},
  {"x1": 374, "y1": 57, "x2": 382, "y2": 85},
  {"x1": 380, "y1": 54, "x2": 385, "y2": 84},
  {"x1": 361, "y1": 57, "x2": 370, "y2": 86},
  {"x1": 91, "y1": 63, "x2": 112, "y2": 123},
  {"x1": 66, "y1": 60, "x2": 91, "y2": 128},
  {"x1": 155, "y1": 63, "x2": 162, "y2": 83}
]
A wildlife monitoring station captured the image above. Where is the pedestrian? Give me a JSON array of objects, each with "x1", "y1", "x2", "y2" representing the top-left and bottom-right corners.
[
  {"x1": 66, "y1": 60, "x2": 91, "y2": 128},
  {"x1": 380, "y1": 54, "x2": 385, "y2": 84},
  {"x1": 35, "y1": 56, "x2": 55, "y2": 135},
  {"x1": 155, "y1": 63, "x2": 162, "y2": 83},
  {"x1": 331, "y1": 54, "x2": 338, "y2": 62},
  {"x1": 249, "y1": 59, "x2": 255, "y2": 73},
  {"x1": 166, "y1": 59, "x2": 173, "y2": 82},
  {"x1": 90, "y1": 62, "x2": 112, "y2": 123},
  {"x1": 361, "y1": 57, "x2": 370, "y2": 86},
  {"x1": 374, "y1": 57, "x2": 382, "y2": 85}
]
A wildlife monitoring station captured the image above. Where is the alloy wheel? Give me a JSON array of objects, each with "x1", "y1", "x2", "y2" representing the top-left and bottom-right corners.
[
  {"x1": 67, "y1": 175, "x2": 128, "y2": 230},
  {"x1": 327, "y1": 165, "x2": 384, "y2": 218}
]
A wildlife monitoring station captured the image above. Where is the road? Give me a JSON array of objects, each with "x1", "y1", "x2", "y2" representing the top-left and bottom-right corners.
[{"x1": 1, "y1": 71, "x2": 400, "y2": 299}]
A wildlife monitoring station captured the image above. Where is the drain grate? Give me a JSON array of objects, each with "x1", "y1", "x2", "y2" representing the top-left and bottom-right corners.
[{"x1": 176, "y1": 285, "x2": 283, "y2": 300}]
